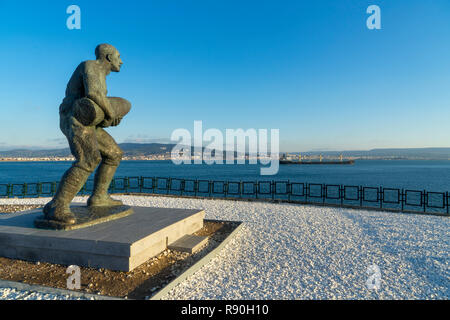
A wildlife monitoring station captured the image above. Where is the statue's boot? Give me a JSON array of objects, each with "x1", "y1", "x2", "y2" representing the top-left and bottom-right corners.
[
  {"x1": 87, "y1": 163, "x2": 123, "y2": 207},
  {"x1": 43, "y1": 166, "x2": 91, "y2": 225}
]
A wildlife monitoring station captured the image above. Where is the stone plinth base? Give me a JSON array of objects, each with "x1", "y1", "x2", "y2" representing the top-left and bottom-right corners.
[{"x1": 0, "y1": 205, "x2": 205, "y2": 271}]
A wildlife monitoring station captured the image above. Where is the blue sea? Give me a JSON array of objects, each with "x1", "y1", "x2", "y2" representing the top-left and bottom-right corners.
[{"x1": 0, "y1": 160, "x2": 449, "y2": 192}]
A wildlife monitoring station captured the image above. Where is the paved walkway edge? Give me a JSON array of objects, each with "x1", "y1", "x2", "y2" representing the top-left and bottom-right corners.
[{"x1": 151, "y1": 221, "x2": 244, "y2": 300}]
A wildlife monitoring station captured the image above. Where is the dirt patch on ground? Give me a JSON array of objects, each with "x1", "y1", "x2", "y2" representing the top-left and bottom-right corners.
[{"x1": 0, "y1": 205, "x2": 240, "y2": 299}]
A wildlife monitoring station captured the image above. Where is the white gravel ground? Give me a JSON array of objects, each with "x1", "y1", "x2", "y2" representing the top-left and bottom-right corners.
[
  {"x1": 0, "y1": 195, "x2": 448, "y2": 300},
  {"x1": 0, "y1": 287, "x2": 92, "y2": 300}
]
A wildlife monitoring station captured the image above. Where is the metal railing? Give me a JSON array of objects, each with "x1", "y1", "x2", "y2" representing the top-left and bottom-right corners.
[{"x1": 1, "y1": 177, "x2": 449, "y2": 216}]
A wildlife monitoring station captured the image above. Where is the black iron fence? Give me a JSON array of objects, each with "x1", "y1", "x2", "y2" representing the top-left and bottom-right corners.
[{"x1": 1, "y1": 177, "x2": 449, "y2": 216}]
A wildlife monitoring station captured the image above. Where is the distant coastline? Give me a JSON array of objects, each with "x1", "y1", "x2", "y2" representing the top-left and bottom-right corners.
[
  {"x1": 0, "y1": 157, "x2": 75, "y2": 162},
  {"x1": 0, "y1": 157, "x2": 168, "y2": 162},
  {"x1": 1, "y1": 144, "x2": 450, "y2": 162},
  {"x1": 0, "y1": 157, "x2": 449, "y2": 162}
]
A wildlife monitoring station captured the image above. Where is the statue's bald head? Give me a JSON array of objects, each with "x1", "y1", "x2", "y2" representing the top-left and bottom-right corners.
[
  {"x1": 95, "y1": 43, "x2": 123, "y2": 72},
  {"x1": 95, "y1": 44, "x2": 118, "y2": 60}
]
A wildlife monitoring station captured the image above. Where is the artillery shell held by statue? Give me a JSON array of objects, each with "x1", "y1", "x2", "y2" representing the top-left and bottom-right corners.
[
  {"x1": 73, "y1": 97, "x2": 131, "y2": 127},
  {"x1": 73, "y1": 97, "x2": 105, "y2": 126}
]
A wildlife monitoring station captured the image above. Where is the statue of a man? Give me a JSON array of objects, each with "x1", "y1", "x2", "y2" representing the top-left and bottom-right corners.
[{"x1": 43, "y1": 44, "x2": 131, "y2": 225}]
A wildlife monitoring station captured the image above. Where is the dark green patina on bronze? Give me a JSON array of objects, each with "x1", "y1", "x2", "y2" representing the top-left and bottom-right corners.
[{"x1": 37, "y1": 44, "x2": 132, "y2": 229}]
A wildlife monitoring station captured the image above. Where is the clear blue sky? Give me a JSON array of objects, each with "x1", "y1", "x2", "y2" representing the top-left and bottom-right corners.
[{"x1": 1, "y1": 0, "x2": 450, "y2": 152}]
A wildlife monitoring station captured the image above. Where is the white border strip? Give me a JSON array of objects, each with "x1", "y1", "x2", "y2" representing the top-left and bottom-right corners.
[
  {"x1": 150, "y1": 221, "x2": 244, "y2": 300},
  {"x1": 0, "y1": 279, "x2": 122, "y2": 300}
]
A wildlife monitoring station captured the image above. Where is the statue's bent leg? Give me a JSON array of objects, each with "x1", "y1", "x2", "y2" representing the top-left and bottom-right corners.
[
  {"x1": 43, "y1": 166, "x2": 91, "y2": 224},
  {"x1": 87, "y1": 127, "x2": 124, "y2": 207},
  {"x1": 44, "y1": 124, "x2": 101, "y2": 223}
]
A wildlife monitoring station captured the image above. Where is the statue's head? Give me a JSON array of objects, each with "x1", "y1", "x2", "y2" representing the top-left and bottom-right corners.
[{"x1": 95, "y1": 44, "x2": 123, "y2": 72}]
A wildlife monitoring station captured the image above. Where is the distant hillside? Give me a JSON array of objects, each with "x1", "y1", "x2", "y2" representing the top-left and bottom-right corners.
[
  {"x1": 0, "y1": 148, "x2": 72, "y2": 158},
  {"x1": 292, "y1": 148, "x2": 450, "y2": 160},
  {"x1": 0, "y1": 143, "x2": 176, "y2": 158},
  {"x1": 117, "y1": 143, "x2": 175, "y2": 156},
  {"x1": 0, "y1": 143, "x2": 233, "y2": 158}
]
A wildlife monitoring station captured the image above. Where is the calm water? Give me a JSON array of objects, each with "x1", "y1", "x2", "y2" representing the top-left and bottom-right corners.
[{"x1": 0, "y1": 160, "x2": 449, "y2": 191}]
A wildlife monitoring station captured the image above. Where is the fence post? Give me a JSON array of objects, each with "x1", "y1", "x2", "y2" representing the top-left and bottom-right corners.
[
  {"x1": 423, "y1": 190, "x2": 427, "y2": 213},
  {"x1": 322, "y1": 184, "x2": 325, "y2": 204},
  {"x1": 239, "y1": 181, "x2": 242, "y2": 198},
  {"x1": 401, "y1": 189, "x2": 404, "y2": 212},
  {"x1": 37, "y1": 182, "x2": 42, "y2": 198},
  {"x1": 340, "y1": 185, "x2": 343, "y2": 206},
  {"x1": 446, "y1": 191, "x2": 449, "y2": 215},
  {"x1": 22, "y1": 183, "x2": 27, "y2": 198},
  {"x1": 305, "y1": 183, "x2": 309, "y2": 203},
  {"x1": 379, "y1": 187, "x2": 383, "y2": 209},
  {"x1": 152, "y1": 177, "x2": 156, "y2": 195},
  {"x1": 271, "y1": 181, "x2": 274, "y2": 200},
  {"x1": 224, "y1": 181, "x2": 228, "y2": 198},
  {"x1": 209, "y1": 180, "x2": 212, "y2": 197},
  {"x1": 194, "y1": 180, "x2": 198, "y2": 197},
  {"x1": 359, "y1": 186, "x2": 363, "y2": 207},
  {"x1": 287, "y1": 180, "x2": 291, "y2": 202}
]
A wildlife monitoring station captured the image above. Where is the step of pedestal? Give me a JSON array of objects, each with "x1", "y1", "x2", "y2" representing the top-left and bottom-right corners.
[{"x1": 168, "y1": 234, "x2": 208, "y2": 254}]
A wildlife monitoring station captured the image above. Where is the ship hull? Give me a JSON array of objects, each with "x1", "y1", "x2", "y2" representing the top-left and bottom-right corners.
[{"x1": 280, "y1": 160, "x2": 355, "y2": 165}]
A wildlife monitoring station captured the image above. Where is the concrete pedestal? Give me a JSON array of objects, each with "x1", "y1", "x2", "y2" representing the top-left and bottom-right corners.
[{"x1": 0, "y1": 204, "x2": 205, "y2": 271}]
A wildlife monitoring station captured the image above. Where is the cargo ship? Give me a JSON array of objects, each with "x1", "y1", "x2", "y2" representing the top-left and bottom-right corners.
[{"x1": 279, "y1": 154, "x2": 355, "y2": 165}]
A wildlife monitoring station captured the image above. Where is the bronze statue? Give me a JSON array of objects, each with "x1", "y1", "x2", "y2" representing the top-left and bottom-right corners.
[{"x1": 43, "y1": 44, "x2": 131, "y2": 225}]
